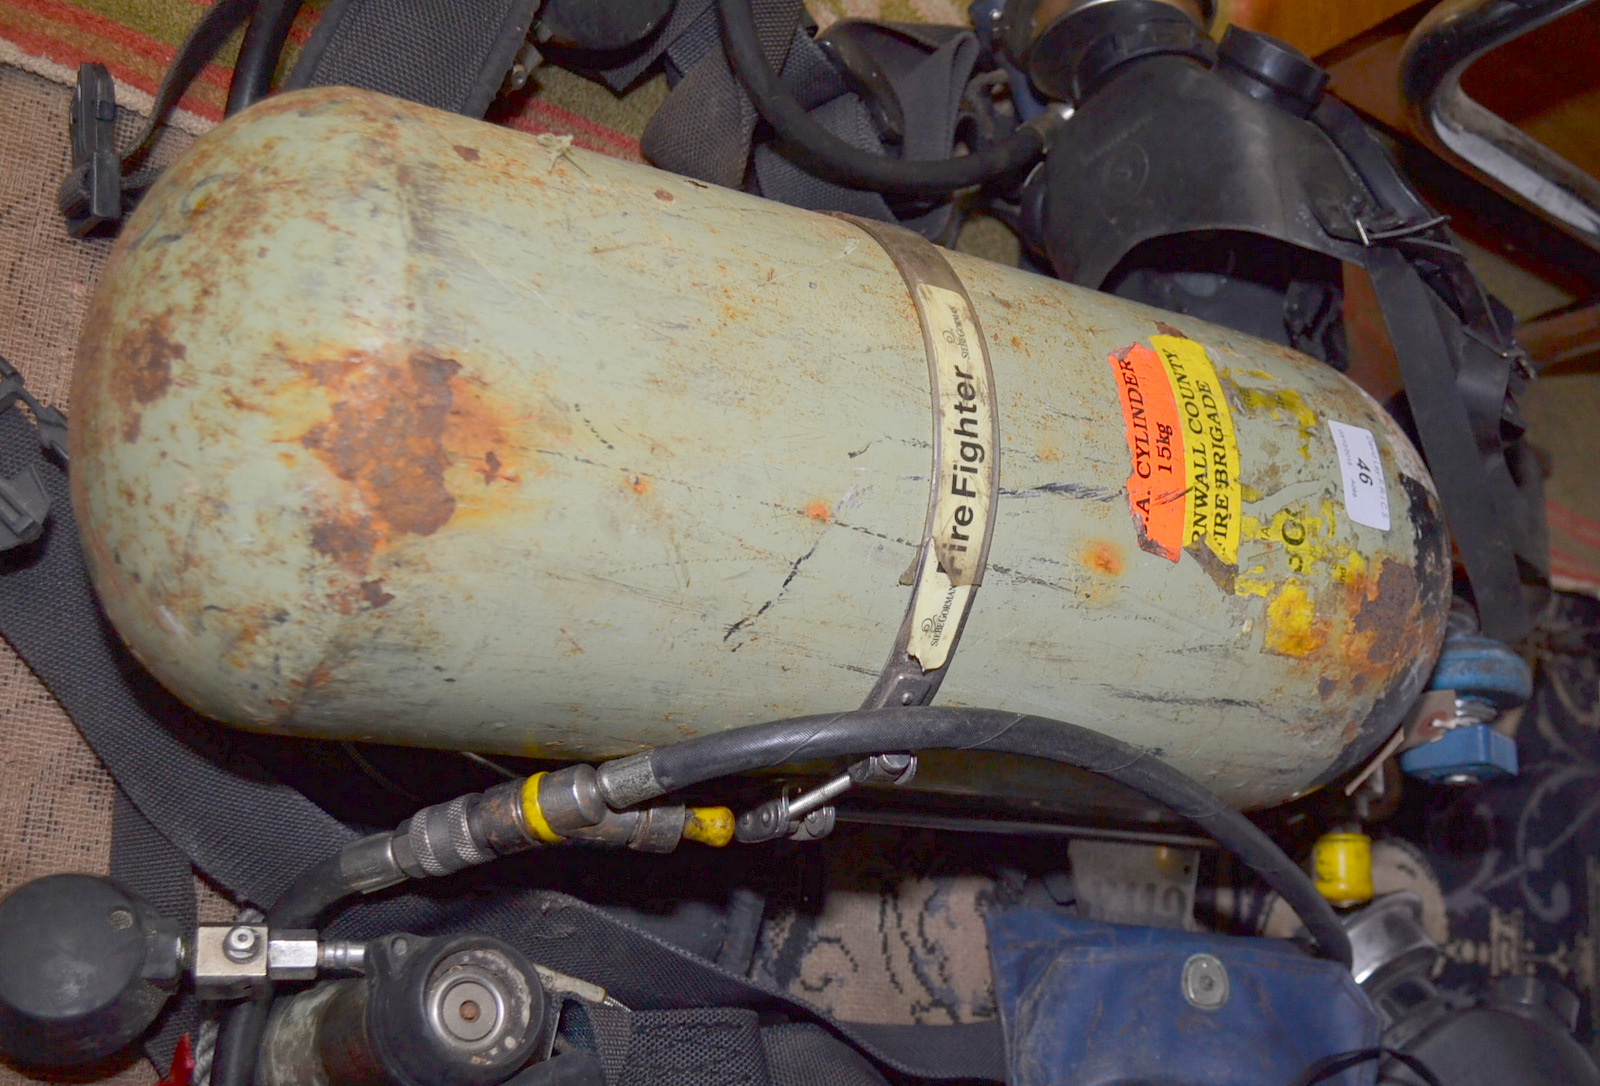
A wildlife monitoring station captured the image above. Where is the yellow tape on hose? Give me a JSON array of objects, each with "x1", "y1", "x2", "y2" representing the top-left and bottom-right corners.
[{"x1": 520, "y1": 772, "x2": 564, "y2": 844}]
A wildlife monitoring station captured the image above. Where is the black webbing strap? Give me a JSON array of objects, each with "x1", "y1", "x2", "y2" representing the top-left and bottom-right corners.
[
  {"x1": 640, "y1": 0, "x2": 805, "y2": 189},
  {"x1": 570, "y1": 1001, "x2": 893, "y2": 1085},
  {"x1": 633, "y1": 2, "x2": 979, "y2": 238},
  {"x1": 749, "y1": 22, "x2": 978, "y2": 238},
  {"x1": 110, "y1": 788, "x2": 200, "y2": 1073},
  {"x1": 284, "y1": 0, "x2": 541, "y2": 117},
  {"x1": 1311, "y1": 97, "x2": 1548, "y2": 641},
  {"x1": 0, "y1": 408, "x2": 357, "y2": 912},
  {"x1": 0, "y1": 402, "x2": 1006, "y2": 1082},
  {"x1": 1365, "y1": 246, "x2": 1545, "y2": 641},
  {"x1": 615, "y1": 1007, "x2": 772, "y2": 1086}
]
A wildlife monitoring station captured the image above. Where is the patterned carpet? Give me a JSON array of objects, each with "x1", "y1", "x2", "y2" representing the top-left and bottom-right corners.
[{"x1": 1403, "y1": 593, "x2": 1600, "y2": 1047}]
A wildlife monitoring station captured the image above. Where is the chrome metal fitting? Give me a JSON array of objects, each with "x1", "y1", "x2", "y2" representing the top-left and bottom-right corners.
[
  {"x1": 471, "y1": 778, "x2": 536, "y2": 855},
  {"x1": 1022, "y1": 102, "x2": 1075, "y2": 149},
  {"x1": 628, "y1": 805, "x2": 687, "y2": 853},
  {"x1": 1181, "y1": 953, "x2": 1229, "y2": 1010},
  {"x1": 196, "y1": 927, "x2": 369, "y2": 998},
  {"x1": 734, "y1": 799, "x2": 790, "y2": 844},
  {"x1": 224, "y1": 924, "x2": 262, "y2": 963},
  {"x1": 399, "y1": 795, "x2": 496, "y2": 879},
  {"x1": 736, "y1": 774, "x2": 853, "y2": 843},
  {"x1": 267, "y1": 930, "x2": 320, "y2": 981},
  {"x1": 564, "y1": 805, "x2": 688, "y2": 852},
  {"x1": 319, "y1": 940, "x2": 368, "y2": 975},
  {"x1": 423, "y1": 945, "x2": 539, "y2": 1059},
  {"x1": 594, "y1": 753, "x2": 662, "y2": 808},
  {"x1": 788, "y1": 806, "x2": 837, "y2": 842},
  {"x1": 1343, "y1": 891, "x2": 1440, "y2": 988},
  {"x1": 337, "y1": 833, "x2": 408, "y2": 895},
  {"x1": 537, "y1": 765, "x2": 608, "y2": 835},
  {"x1": 849, "y1": 753, "x2": 918, "y2": 786},
  {"x1": 195, "y1": 925, "x2": 270, "y2": 999}
]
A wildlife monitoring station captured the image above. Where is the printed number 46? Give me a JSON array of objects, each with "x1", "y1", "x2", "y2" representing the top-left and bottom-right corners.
[{"x1": 1356, "y1": 458, "x2": 1374, "y2": 487}]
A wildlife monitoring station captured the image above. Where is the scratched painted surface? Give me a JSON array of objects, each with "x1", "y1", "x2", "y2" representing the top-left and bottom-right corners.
[{"x1": 70, "y1": 89, "x2": 1449, "y2": 808}]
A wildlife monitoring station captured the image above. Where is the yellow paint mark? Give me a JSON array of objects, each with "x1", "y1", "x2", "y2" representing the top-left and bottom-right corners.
[
  {"x1": 1265, "y1": 580, "x2": 1324, "y2": 657},
  {"x1": 805, "y1": 501, "x2": 831, "y2": 522},
  {"x1": 1240, "y1": 483, "x2": 1264, "y2": 503},
  {"x1": 1233, "y1": 384, "x2": 1318, "y2": 458},
  {"x1": 1235, "y1": 576, "x2": 1274, "y2": 598},
  {"x1": 1330, "y1": 548, "x2": 1367, "y2": 585},
  {"x1": 1241, "y1": 503, "x2": 1367, "y2": 587}
]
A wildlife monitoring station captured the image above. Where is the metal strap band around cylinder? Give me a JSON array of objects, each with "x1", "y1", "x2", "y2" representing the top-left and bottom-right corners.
[{"x1": 836, "y1": 216, "x2": 1001, "y2": 711}]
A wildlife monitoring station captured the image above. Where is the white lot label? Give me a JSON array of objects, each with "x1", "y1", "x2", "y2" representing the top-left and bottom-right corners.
[{"x1": 1327, "y1": 420, "x2": 1390, "y2": 531}]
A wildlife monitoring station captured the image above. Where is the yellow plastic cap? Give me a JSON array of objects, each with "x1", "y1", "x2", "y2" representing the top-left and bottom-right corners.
[
  {"x1": 1312, "y1": 831, "x2": 1374, "y2": 906},
  {"x1": 682, "y1": 807, "x2": 735, "y2": 847}
]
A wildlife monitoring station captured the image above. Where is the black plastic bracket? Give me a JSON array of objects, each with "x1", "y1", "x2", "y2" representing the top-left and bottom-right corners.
[
  {"x1": 58, "y1": 63, "x2": 123, "y2": 238},
  {"x1": 0, "y1": 356, "x2": 69, "y2": 553}
]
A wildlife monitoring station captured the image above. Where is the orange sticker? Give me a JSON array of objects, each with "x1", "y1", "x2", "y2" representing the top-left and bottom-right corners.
[{"x1": 1109, "y1": 345, "x2": 1185, "y2": 561}]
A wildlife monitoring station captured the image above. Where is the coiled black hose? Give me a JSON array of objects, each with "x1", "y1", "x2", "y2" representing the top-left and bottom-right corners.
[
  {"x1": 715, "y1": 0, "x2": 1048, "y2": 194},
  {"x1": 599, "y1": 706, "x2": 1352, "y2": 967}
]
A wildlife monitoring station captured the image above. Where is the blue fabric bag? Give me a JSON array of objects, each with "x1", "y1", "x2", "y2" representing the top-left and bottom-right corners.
[{"x1": 987, "y1": 908, "x2": 1380, "y2": 1086}]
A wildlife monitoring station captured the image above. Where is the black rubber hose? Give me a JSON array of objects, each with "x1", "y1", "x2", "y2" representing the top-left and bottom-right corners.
[
  {"x1": 715, "y1": 0, "x2": 1047, "y2": 195},
  {"x1": 612, "y1": 706, "x2": 1352, "y2": 967},
  {"x1": 211, "y1": 998, "x2": 271, "y2": 1086},
  {"x1": 225, "y1": 0, "x2": 304, "y2": 115},
  {"x1": 212, "y1": 836, "x2": 392, "y2": 1086}
]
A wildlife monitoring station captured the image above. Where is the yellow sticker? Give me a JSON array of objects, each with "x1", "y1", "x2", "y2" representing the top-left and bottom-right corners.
[
  {"x1": 1150, "y1": 336, "x2": 1242, "y2": 567},
  {"x1": 905, "y1": 284, "x2": 997, "y2": 671}
]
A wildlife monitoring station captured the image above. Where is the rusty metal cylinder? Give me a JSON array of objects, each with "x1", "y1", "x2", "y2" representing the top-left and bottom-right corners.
[{"x1": 70, "y1": 88, "x2": 1450, "y2": 808}]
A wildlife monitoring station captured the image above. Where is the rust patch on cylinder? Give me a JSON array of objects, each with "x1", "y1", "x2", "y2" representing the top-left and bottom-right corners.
[
  {"x1": 805, "y1": 501, "x2": 831, "y2": 523},
  {"x1": 654, "y1": 189, "x2": 675, "y2": 203},
  {"x1": 309, "y1": 513, "x2": 378, "y2": 569},
  {"x1": 1082, "y1": 540, "x2": 1123, "y2": 576},
  {"x1": 116, "y1": 312, "x2": 185, "y2": 441},
  {"x1": 1352, "y1": 559, "x2": 1419, "y2": 664},
  {"x1": 443, "y1": 372, "x2": 531, "y2": 518},
  {"x1": 277, "y1": 344, "x2": 538, "y2": 574},
  {"x1": 1183, "y1": 536, "x2": 1236, "y2": 594},
  {"x1": 360, "y1": 579, "x2": 395, "y2": 608},
  {"x1": 288, "y1": 350, "x2": 461, "y2": 573},
  {"x1": 299, "y1": 351, "x2": 460, "y2": 537},
  {"x1": 453, "y1": 145, "x2": 481, "y2": 162}
]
